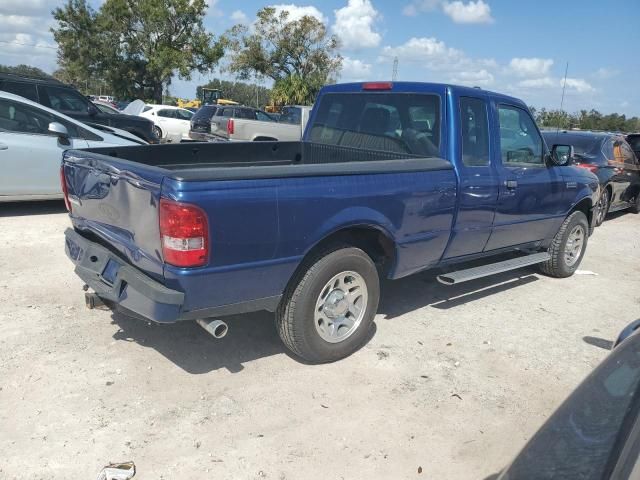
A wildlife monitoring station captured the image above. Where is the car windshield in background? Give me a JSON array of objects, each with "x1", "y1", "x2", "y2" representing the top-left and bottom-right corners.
[
  {"x1": 192, "y1": 106, "x2": 218, "y2": 121},
  {"x1": 627, "y1": 135, "x2": 640, "y2": 152},
  {"x1": 309, "y1": 93, "x2": 441, "y2": 157},
  {"x1": 543, "y1": 133, "x2": 605, "y2": 157},
  {"x1": 280, "y1": 107, "x2": 301, "y2": 125},
  {"x1": 501, "y1": 334, "x2": 640, "y2": 479}
]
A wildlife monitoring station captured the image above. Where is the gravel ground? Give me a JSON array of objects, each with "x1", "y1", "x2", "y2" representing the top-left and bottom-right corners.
[{"x1": 1, "y1": 201, "x2": 639, "y2": 480}]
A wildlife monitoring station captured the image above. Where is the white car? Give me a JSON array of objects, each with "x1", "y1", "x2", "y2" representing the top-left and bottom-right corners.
[
  {"x1": 0, "y1": 91, "x2": 144, "y2": 202},
  {"x1": 139, "y1": 104, "x2": 194, "y2": 142}
]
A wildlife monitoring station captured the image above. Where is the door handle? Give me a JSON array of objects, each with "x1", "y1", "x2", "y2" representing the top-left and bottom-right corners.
[
  {"x1": 504, "y1": 180, "x2": 518, "y2": 189},
  {"x1": 0, "y1": 143, "x2": 7, "y2": 150}
]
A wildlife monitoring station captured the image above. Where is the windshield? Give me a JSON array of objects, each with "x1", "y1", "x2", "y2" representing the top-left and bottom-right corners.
[
  {"x1": 543, "y1": 133, "x2": 604, "y2": 156},
  {"x1": 309, "y1": 92, "x2": 441, "y2": 156},
  {"x1": 501, "y1": 334, "x2": 640, "y2": 479}
]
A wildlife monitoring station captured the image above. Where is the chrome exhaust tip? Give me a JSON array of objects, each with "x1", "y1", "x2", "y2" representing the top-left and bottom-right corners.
[{"x1": 197, "y1": 319, "x2": 228, "y2": 339}]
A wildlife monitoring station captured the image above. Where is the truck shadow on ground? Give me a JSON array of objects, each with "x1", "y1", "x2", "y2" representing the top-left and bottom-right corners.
[
  {"x1": 109, "y1": 267, "x2": 540, "y2": 374},
  {"x1": 0, "y1": 200, "x2": 67, "y2": 217}
]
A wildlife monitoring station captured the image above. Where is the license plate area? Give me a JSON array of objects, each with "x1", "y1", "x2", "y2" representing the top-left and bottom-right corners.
[{"x1": 101, "y1": 259, "x2": 121, "y2": 286}]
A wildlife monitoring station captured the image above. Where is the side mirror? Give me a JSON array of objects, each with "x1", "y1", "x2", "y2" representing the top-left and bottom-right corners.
[
  {"x1": 551, "y1": 144, "x2": 574, "y2": 166},
  {"x1": 88, "y1": 104, "x2": 99, "y2": 116},
  {"x1": 48, "y1": 122, "x2": 70, "y2": 146}
]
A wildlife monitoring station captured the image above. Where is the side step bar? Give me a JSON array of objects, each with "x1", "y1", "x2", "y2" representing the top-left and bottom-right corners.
[{"x1": 437, "y1": 252, "x2": 551, "y2": 285}]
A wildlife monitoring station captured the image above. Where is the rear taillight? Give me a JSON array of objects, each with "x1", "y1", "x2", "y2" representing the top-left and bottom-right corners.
[
  {"x1": 60, "y1": 165, "x2": 71, "y2": 212},
  {"x1": 227, "y1": 118, "x2": 234, "y2": 135},
  {"x1": 159, "y1": 198, "x2": 209, "y2": 268},
  {"x1": 576, "y1": 163, "x2": 599, "y2": 174}
]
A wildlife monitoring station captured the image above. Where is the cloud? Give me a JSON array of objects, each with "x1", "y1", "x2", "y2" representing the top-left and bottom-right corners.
[
  {"x1": 380, "y1": 36, "x2": 499, "y2": 88},
  {"x1": 205, "y1": 0, "x2": 223, "y2": 17},
  {"x1": 381, "y1": 37, "x2": 464, "y2": 64},
  {"x1": 516, "y1": 76, "x2": 594, "y2": 93},
  {"x1": 230, "y1": 10, "x2": 249, "y2": 24},
  {"x1": 450, "y1": 69, "x2": 494, "y2": 86},
  {"x1": 562, "y1": 77, "x2": 594, "y2": 93},
  {"x1": 517, "y1": 77, "x2": 556, "y2": 89},
  {"x1": 0, "y1": 1, "x2": 58, "y2": 73},
  {"x1": 402, "y1": 0, "x2": 440, "y2": 16},
  {"x1": 341, "y1": 57, "x2": 372, "y2": 80},
  {"x1": 333, "y1": 0, "x2": 381, "y2": 49},
  {"x1": 509, "y1": 57, "x2": 554, "y2": 77},
  {"x1": 442, "y1": 0, "x2": 494, "y2": 24},
  {"x1": 593, "y1": 67, "x2": 620, "y2": 80},
  {"x1": 270, "y1": 4, "x2": 327, "y2": 24}
]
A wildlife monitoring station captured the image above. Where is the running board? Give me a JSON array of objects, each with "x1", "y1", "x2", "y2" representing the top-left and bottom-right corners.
[{"x1": 437, "y1": 252, "x2": 551, "y2": 285}]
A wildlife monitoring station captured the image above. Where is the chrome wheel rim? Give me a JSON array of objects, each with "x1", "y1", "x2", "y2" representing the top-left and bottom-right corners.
[
  {"x1": 314, "y1": 271, "x2": 368, "y2": 343},
  {"x1": 596, "y1": 192, "x2": 609, "y2": 224},
  {"x1": 564, "y1": 225, "x2": 585, "y2": 267}
]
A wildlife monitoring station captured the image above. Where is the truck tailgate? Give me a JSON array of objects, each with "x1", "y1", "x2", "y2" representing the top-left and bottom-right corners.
[{"x1": 62, "y1": 150, "x2": 166, "y2": 281}]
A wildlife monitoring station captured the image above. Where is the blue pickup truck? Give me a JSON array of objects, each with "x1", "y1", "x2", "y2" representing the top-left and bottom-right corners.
[{"x1": 62, "y1": 82, "x2": 599, "y2": 363}]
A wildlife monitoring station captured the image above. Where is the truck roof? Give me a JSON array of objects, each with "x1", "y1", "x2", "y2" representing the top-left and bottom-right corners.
[{"x1": 320, "y1": 81, "x2": 526, "y2": 107}]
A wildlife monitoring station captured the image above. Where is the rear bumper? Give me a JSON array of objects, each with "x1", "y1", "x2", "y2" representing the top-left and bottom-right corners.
[
  {"x1": 64, "y1": 228, "x2": 282, "y2": 323},
  {"x1": 65, "y1": 228, "x2": 184, "y2": 322}
]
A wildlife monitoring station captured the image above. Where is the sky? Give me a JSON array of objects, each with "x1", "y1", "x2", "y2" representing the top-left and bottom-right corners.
[{"x1": 1, "y1": 0, "x2": 639, "y2": 115}]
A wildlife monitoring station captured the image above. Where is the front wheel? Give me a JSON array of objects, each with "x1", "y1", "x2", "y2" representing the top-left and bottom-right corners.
[
  {"x1": 153, "y1": 125, "x2": 163, "y2": 139},
  {"x1": 539, "y1": 211, "x2": 589, "y2": 278},
  {"x1": 276, "y1": 247, "x2": 380, "y2": 363}
]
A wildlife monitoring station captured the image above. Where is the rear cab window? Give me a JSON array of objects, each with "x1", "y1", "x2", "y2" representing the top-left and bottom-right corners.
[{"x1": 309, "y1": 92, "x2": 441, "y2": 157}]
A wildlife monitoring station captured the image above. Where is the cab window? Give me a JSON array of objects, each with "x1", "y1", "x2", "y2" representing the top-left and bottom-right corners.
[
  {"x1": 0, "y1": 98, "x2": 82, "y2": 137},
  {"x1": 157, "y1": 109, "x2": 175, "y2": 118},
  {"x1": 460, "y1": 97, "x2": 490, "y2": 167},
  {"x1": 0, "y1": 81, "x2": 38, "y2": 102},
  {"x1": 498, "y1": 105, "x2": 544, "y2": 166},
  {"x1": 41, "y1": 85, "x2": 90, "y2": 113}
]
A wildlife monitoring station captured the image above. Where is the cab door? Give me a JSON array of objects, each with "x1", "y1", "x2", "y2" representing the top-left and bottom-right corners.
[
  {"x1": 443, "y1": 95, "x2": 500, "y2": 258},
  {"x1": 484, "y1": 103, "x2": 565, "y2": 251}
]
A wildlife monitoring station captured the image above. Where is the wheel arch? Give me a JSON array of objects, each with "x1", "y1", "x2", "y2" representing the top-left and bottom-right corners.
[{"x1": 570, "y1": 196, "x2": 594, "y2": 227}]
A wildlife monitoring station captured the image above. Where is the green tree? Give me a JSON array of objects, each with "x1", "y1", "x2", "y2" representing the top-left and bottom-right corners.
[
  {"x1": 0, "y1": 64, "x2": 53, "y2": 79},
  {"x1": 52, "y1": 0, "x2": 224, "y2": 103},
  {"x1": 225, "y1": 7, "x2": 342, "y2": 105}
]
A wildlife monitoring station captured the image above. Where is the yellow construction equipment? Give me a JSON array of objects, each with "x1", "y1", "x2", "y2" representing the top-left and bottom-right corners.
[
  {"x1": 201, "y1": 88, "x2": 238, "y2": 106},
  {"x1": 176, "y1": 88, "x2": 238, "y2": 110}
]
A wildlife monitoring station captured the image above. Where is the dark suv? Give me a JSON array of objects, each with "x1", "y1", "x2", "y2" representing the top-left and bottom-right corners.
[
  {"x1": 0, "y1": 73, "x2": 157, "y2": 143},
  {"x1": 543, "y1": 130, "x2": 640, "y2": 226},
  {"x1": 627, "y1": 133, "x2": 640, "y2": 159}
]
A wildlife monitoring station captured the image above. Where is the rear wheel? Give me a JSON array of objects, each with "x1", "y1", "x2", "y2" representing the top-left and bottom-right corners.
[
  {"x1": 276, "y1": 246, "x2": 380, "y2": 363},
  {"x1": 594, "y1": 188, "x2": 610, "y2": 226},
  {"x1": 153, "y1": 125, "x2": 163, "y2": 139},
  {"x1": 539, "y1": 211, "x2": 589, "y2": 278}
]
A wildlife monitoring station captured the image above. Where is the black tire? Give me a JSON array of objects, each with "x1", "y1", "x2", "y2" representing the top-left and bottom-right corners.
[
  {"x1": 153, "y1": 125, "x2": 163, "y2": 139},
  {"x1": 276, "y1": 246, "x2": 380, "y2": 363},
  {"x1": 539, "y1": 211, "x2": 589, "y2": 278},
  {"x1": 630, "y1": 194, "x2": 640, "y2": 214},
  {"x1": 594, "y1": 188, "x2": 610, "y2": 227}
]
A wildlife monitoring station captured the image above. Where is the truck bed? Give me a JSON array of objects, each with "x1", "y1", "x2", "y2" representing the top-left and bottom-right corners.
[{"x1": 76, "y1": 141, "x2": 452, "y2": 181}]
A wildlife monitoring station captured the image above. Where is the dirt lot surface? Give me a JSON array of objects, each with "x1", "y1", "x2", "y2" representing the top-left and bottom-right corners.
[{"x1": 1, "y1": 201, "x2": 639, "y2": 480}]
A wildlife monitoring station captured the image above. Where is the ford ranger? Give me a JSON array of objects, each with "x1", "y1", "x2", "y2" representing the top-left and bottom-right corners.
[{"x1": 61, "y1": 82, "x2": 599, "y2": 363}]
